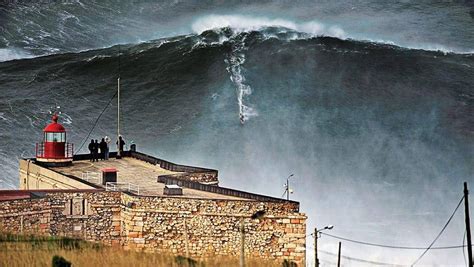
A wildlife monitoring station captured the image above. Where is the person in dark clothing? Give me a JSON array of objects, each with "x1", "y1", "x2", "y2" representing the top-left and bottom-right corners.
[
  {"x1": 116, "y1": 136, "x2": 125, "y2": 154},
  {"x1": 93, "y1": 139, "x2": 100, "y2": 162},
  {"x1": 99, "y1": 138, "x2": 107, "y2": 160},
  {"x1": 88, "y1": 139, "x2": 95, "y2": 162}
]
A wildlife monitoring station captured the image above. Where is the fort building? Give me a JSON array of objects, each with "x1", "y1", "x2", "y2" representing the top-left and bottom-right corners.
[{"x1": 0, "y1": 115, "x2": 306, "y2": 265}]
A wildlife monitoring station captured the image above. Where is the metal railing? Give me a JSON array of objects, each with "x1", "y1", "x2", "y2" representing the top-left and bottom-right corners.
[
  {"x1": 35, "y1": 142, "x2": 74, "y2": 159},
  {"x1": 105, "y1": 182, "x2": 140, "y2": 195},
  {"x1": 66, "y1": 143, "x2": 74, "y2": 158},
  {"x1": 81, "y1": 172, "x2": 100, "y2": 183}
]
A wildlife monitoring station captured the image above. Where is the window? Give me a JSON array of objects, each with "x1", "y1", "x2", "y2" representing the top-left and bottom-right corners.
[
  {"x1": 44, "y1": 132, "x2": 65, "y2": 142},
  {"x1": 63, "y1": 197, "x2": 89, "y2": 217}
]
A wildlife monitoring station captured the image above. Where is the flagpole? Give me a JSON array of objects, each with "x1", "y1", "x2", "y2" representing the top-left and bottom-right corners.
[{"x1": 116, "y1": 45, "x2": 122, "y2": 159}]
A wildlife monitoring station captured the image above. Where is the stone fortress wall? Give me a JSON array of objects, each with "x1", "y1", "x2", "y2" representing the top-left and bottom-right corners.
[
  {"x1": 0, "y1": 191, "x2": 306, "y2": 265},
  {"x1": 1, "y1": 151, "x2": 306, "y2": 265}
]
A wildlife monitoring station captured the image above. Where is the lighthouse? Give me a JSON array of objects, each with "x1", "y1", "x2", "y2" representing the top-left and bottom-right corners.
[{"x1": 35, "y1": 114, "x2": 73, "y2": 166}]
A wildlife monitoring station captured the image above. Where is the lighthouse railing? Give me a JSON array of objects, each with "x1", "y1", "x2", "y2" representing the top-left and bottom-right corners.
[
  {"x1": 35, "y1": 142, "x2": 74, "y2": 159},
  {"x1": 65, "y1": 143, "x2": 74, "y2": 158},
  {"x1": 35, "y1": 143, "x2": 44, "y2": 158}
]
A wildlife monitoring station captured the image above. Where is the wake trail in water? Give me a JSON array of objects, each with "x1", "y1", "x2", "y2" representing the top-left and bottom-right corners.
[{"x1": 224, "y1": 34, "x2": 258, "y2": 124}]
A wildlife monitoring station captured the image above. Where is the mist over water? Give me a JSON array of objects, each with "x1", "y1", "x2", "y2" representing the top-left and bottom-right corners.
[{"x1": 0, "y1": 0, "x2": 473, "y2": 265}]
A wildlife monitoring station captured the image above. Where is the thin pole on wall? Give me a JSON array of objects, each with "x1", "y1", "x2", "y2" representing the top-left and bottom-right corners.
[
  {"x1": 240, "y1": 218, "x2": 245, "y2": 267},
  {"x1": 116, "y1": 45, "x2": 122, "y2": 159},
  {"x1": 184, "y1": 218, "x2": 190, "y2": 259},
  {"x1": 284, "y1": 174, "x2": 294, "y2": 201},
  {"x1": 116, "y1": 77, "x2": 121, "y2": 158},
  {"x1": 20, "y1": 215, "x2": 24, "y2": 233}
]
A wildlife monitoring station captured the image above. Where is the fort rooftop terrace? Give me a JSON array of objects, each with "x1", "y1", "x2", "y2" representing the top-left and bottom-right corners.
[{"x1": 48, "y1": 155, "x2": 247, "y2": 200}]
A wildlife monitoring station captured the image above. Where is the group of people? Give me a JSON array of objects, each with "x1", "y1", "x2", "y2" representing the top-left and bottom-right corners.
[{"x1": 88, "y1": 136, "x2": 126, "y2": 162}]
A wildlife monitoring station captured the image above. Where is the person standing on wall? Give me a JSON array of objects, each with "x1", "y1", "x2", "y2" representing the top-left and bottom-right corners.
[
  {"x1": 117, "y1": 136, "x2": 125, "y2": 155},
  {"x1": 104, "y1": 136, "x2": 111, "y2": 160},
  {"x1": 88, "y1": 139, "x2": 95, "y2": 162},
  {"x1": 99, "y1": 138, "x2": 107, "y2": 160},
  {"x1": 93, "y1": 139, "x2": 100, "y2": 162}
]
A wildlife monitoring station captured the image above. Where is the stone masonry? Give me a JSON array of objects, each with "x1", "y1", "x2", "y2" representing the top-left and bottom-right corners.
[{"x1": 0, "y1": 191, "x2": 306, "y2": 265}]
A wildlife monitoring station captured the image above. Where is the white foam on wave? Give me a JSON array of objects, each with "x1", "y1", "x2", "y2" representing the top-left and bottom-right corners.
[
  {"x1": 192, "y1": 14, "x2": 474, "y2": 54},
  {"x1": 224, "y1": 35, "x2": 258, "y2": 123},
  {"x1": 358, "y1": 37, "x2": 474, "y2": 54},
  {"x1": 60, "y1": 113, "x2": 73, "y2": 125},
  {"x1": 0, "y1": 112, "x2": 10, "y2": 122},
  {"x1": 195, "y1": 15, "x2": 346, "y2": 124},
  {"x1": 85, "y1": 54, "x2": 112, "y2": 62},
  {"x1": 192, "y1": 14, "x2": 346, "y2": 39},
  {"x1": 0, "y1": 48, "x2": 34, "y2": 62}
]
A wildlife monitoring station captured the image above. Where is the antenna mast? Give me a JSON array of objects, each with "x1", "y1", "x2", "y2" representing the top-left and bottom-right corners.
[{"x1": 117, "y1": 45, "x2": 122, "y2": 159}]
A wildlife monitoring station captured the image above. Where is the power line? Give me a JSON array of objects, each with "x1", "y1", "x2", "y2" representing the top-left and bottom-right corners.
[
  {"x1": 75, "y1": 90, "x2": 118, "y2": 153},
  {"x1": 74, "y1": 45, "x2": 124, "y2": 154},
  {"x1": 411, "y1": 195, "x2": 465, "y2": 266},
  {"x1": 463, "y1": 230, "x2": 467, "y2": 267},
  {"x1": 321, "y1": 232, "x2": 468, "y2": 250},
  {"x1": 319, "y1": 250, "x2": 408, "y2": 266}
]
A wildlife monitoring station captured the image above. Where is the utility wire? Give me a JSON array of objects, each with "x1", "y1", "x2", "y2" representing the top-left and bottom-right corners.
[
  {"x1": 321, "y1": 232, "x2": 468, "y2": 250},
  {"x1": 463, "y1": 230, "x2": 467, "y2": 267},
  {"x1": 75, "y1": 90, "x2": 118, "y2": 153},
  {"x1": 411, "y1": 195, "x2": 465, "y2": 266},
  {"x1": 76, "y1": 43, "x2": 122, "y2": 154},
  {"x1": 319, "y1": 250, "x2": 408, "y2": 266}
]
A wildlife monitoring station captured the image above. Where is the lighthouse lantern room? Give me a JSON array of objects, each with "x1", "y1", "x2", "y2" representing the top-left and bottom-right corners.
[{"x1": 36, "y1": 114, "x2": 73, "y2": 166}]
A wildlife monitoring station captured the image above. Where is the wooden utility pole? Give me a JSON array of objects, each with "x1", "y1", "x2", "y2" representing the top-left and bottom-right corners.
[
  {"x1": 464, "y1": 182, "x2": 473, "y2": 266},
  {"x1": 337, "y1": 242, "x2": 341, "y2": 267},
  {"x1": 314, "y1": 228, "x2": 319, "y2": 267}
]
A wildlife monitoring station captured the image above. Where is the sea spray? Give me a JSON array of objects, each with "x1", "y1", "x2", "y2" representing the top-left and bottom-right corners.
[{"x1": 224, "y1": 34, "x2": 258, "y2": 123}]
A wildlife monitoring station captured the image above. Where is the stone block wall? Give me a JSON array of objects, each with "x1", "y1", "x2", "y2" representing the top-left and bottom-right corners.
[
  {"x1": 0, "y1": 191, "x2": 306, "y2": 266},
  {"x1": 0, "y1": 197, "x2": 51, "y2": 234},
  {"x1": 46, "y1": 192, "x2": 122, "y2": 245},
  {"x1": 121, "y1": 194, "x2": 306, "y2": 265},
  {"x1": 168, "y1": 172, "x2": 219, "y2": 185},
  {"x1": 0, "y1": 191, "x2": 122, "y2": 246}
]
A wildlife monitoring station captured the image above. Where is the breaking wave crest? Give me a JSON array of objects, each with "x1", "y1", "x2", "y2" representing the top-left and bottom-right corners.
[
  {"x1": 192, "y1": 14, "x2": 346, "y2": 39},
  {"x1": 1, "y1": 8, "x2": 472, "y2": 64},
  {"x1": 0, "y1": 48, "x2": 33, "y2": 62}
]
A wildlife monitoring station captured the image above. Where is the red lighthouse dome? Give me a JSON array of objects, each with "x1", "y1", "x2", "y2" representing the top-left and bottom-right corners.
[
  {"x1": 36, "y1": 114, "x2": 73, "y2": 166},
  {"x1": 44, "y1": 114, "x2": 65, "y2": 132}
]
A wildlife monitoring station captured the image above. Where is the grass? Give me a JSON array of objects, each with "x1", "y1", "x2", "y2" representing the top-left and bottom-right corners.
[{"x1": 0, "y1": 232, "x2": 285, "y2": 267}]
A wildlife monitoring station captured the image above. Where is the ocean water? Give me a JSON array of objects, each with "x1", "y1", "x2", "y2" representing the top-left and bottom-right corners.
[{"x1": 0, "y1": 1, "x2": 473, "y2": 265}]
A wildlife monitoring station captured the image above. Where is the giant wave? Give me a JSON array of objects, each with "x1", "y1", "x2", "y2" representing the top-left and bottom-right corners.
[{"x1": 0, "y1": 24, "x2": 473, "y2": 264}]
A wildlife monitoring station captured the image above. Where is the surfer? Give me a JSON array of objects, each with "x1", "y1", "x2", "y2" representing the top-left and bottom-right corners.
[{"x1": 239, "y1": 113, "x2": 244, "y2": 125}]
